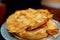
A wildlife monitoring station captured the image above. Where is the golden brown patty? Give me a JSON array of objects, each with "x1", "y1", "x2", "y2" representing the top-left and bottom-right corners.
[{"x1": 6, "y1": 8, "x2": 58, "y2": 40}]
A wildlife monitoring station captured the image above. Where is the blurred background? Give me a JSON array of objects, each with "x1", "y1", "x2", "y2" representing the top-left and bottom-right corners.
[{"x1": 0, "y1": 0, "x2": 60, "y2": 40}]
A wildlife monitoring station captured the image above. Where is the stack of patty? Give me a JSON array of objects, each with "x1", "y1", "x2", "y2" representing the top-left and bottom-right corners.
[{"x1": 6, "y1": 8, "x2": 59, "y2": 40}]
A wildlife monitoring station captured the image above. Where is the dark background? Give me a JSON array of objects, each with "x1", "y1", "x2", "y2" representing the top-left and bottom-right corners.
[
  {"x1": 0, "y1": 0, "x2": 42, "y2": 40},
  {"x1": 3, "y1": 0, "x2": 42, "y2": 19}
]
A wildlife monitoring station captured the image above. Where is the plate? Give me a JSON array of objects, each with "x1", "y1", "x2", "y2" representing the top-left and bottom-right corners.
[{"x1": 1, "y1": 20, "x2": 60, "y2": 40}]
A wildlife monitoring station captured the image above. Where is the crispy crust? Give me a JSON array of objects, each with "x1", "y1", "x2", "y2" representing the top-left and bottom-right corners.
[
  {"x1": 6, "y1": 8, "x2": 58, "y2": 40},
  {"x1": 6, "y1": 8, "x2": 53, "y2": 32},
  {"x1": 11, "y1": 20, "x2": 58, "y2": 40}
]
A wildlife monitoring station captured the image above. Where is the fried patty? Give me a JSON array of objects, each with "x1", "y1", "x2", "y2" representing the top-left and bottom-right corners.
[{"x1": 6, "y1": 8, "x2": 58, "y2": 40}]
